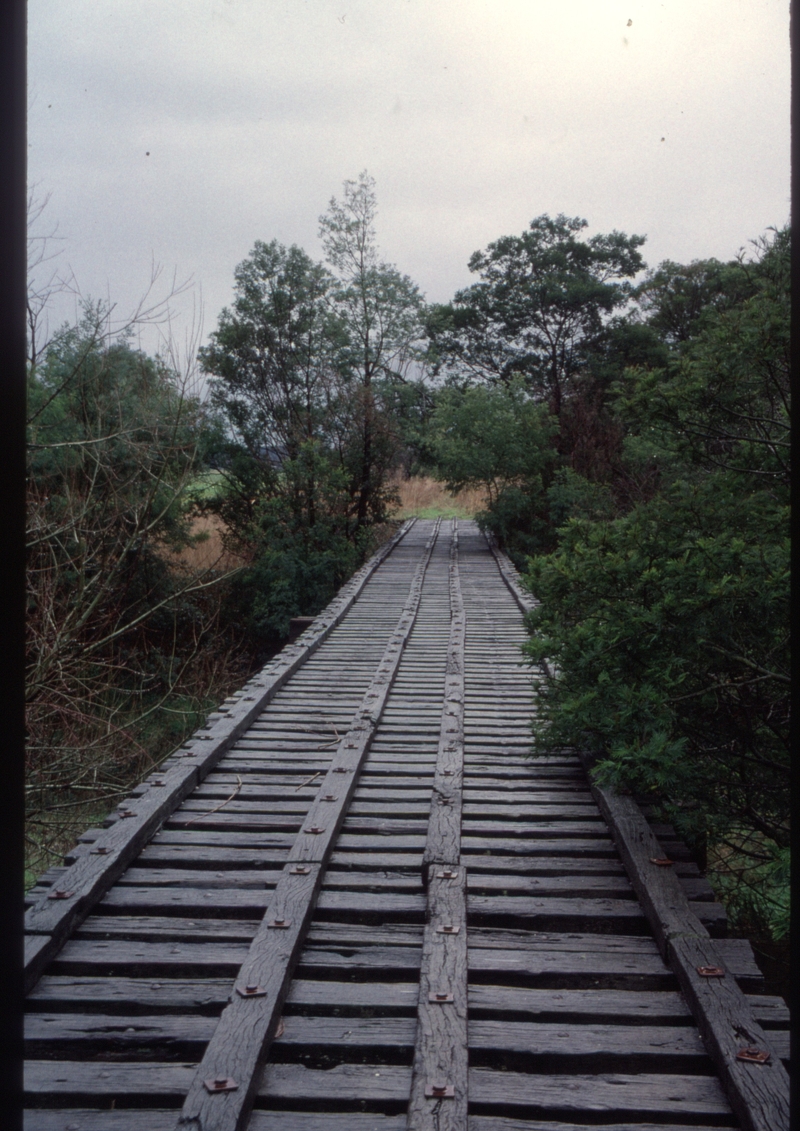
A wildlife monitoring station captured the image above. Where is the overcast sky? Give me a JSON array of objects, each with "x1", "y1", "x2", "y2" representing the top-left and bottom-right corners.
[{"x1": 28, "y1": 0, "x2": 791, "y2": 364}]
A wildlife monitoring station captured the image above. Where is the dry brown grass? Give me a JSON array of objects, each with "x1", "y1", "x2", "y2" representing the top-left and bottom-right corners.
[
  {"x1": 172, "y1": 515, "x2": 251, "y2": 572},
  {"x1": 388, "y1": 475, "x2": 487, "y2": 519},
  {"x1": 173, "y1": 478, "x2": 486, "y2": 569}
]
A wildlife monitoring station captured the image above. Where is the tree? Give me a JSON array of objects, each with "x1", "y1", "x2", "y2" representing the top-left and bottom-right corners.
[
  {"x1": 200, "y1": 240, "x2": 336, "y2": 465},
  {"x1": 429, "y1": 377, "x2": 558, "y2": 557},
  {"x1": 198, "y1": 175, "x2": 427, "y2": 647},
  {"x1": 523, "y1": 226, "x2": 790, "y2": 937},
  {"x1": 633, "y1": 255, "x2": 755, "y2": 348},
  {"x1": 426, "y1": 214, "x2": 646, "y2": 414},
  {"x1": 199, "y1": 239, "x2": 351, "y2": 548},
  {"x1": 26, "y1": 292, "x2": 244, "y2": 876},
  {"x1": 319, "y1": 171, "x2": 426, "y2": 527}
]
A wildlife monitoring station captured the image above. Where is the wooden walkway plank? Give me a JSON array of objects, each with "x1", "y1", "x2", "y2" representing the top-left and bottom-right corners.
[
  {"x1": 409, "y1": 521, "x2": 469, "y2": 1127},
  {"x1": 407, "y1": 867, "x2": 469, "y2": 1129},
  {"x1": 421, "y1": 521, "x2": 466, "y2": 878}
]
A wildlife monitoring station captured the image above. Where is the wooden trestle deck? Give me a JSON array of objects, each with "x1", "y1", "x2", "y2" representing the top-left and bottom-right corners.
[{"x1": 23, "y1": 519, "x2": 790, "y2": 1131}]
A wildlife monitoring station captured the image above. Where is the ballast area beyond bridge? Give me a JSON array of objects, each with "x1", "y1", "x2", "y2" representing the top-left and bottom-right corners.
[{"x1": 23, "y1": 519, "x2": 790, "y2": 1131}]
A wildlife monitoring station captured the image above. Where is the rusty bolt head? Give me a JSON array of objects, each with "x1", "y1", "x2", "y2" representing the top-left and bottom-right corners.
[
  {"x1": 204, "y1": 1077, "x2": 238, "y2": 1093},
  {"x1": 649, "y1": 857, "x2": 673, "y2": 866},
  {"x1": 307, "y1": 826, "x2": 325, "y2": 834},
  {"x1": 736, "y1": 1047, "x2": 771, "y2": 1063},
  {"x1": 47, "y1": 889, "x2": 74, "y2": 900},
  {"x1": 437, "y1": 924, "x2": 460, "y2": 935},
  {"x1": 236, "y1": 983, "x2": 266, "y2": 998},
  {"x1": 697, "y1": 965, "x2": 725, "y2": 977},
  {"x1": 290, "y1": 865, "x2": 311, "y2": 875},
  {"x1": 425, "y1": 1082, "x2": 454, "y2": 1098}
]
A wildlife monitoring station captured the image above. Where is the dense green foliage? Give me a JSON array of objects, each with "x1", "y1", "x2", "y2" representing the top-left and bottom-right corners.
[
  {"x1": 26, "y1": 305, "x2": 247, "y2": 871},
  {"x1": 428, "y1": 377, "x2": 558, "y2": 556},
  {"x1": 426, "y1": 213, "x2": 646, "y2": 404},
  {"x1": 426, "y1": 216, "x2": 662, "y2": 552}
]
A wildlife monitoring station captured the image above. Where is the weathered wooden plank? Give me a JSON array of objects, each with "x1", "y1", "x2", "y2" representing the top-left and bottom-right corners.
[
  {"x1": 287, "y1": 978, "x2": 779, "y2": 1028},
  {"x1": 95, "y1": 881, "x2": 426, "y2": 919},
  {"x1": 24, "y1": 1011, "x2": 216, "y2": 1056},
  {"x1": 44, "y1": 933, "x2": 761, "y2": 990},
  {"x1": 462, "y1": 836, "x2": 616, "y2": 856},
  {"x1": 333, "y1": 851, "x2": 628, "y2": 874},
  {"x1": 21, "y1": 1107, "x2": 735, "y2": 1131},
  {"x1": 467, "y1": 1122, "x2": 729, "y2": 1131},
  {"x1": 466, "y1": 946, "x2": 675, "y2": 989},
  {"x1": 73, "y1": 915, "x2": 259, "y2": 942},
  {"x1": 51, "y1": 938, "x2": 251, "y2": 975},
  {"x1": 580, "y1": 752, "x2": 790, "y2": 1131},
  {"x1": 408, "y1": 867, "x2": 469, "y2": 1130},
  {"x1": 30, "y1": 1010, "x2": 753, "y2": 1073},
  {"x1": 420, "y1": 527, "x2": 465, "y2": 899},
  {"x1": 468, "y1": 1021, "x2": 712, "y2": 1070},
  {"x1": 114, "y1": 867, "x2": 423, "y2": 893},
  {"x1": 27, "y1": 975, "x2": 238, "y2": 1013},
  {"x1": 405, "y1": 531, "x2": 476, "y2": 1126},
  {"x1": 468, "y1": 892, "x2": 727, "y2": 936},
  {"x1": 253, "y1": 1062, "x2": 734, "y2": 1120},
  {"x1": 257, "y1": 1061, "x2": 410, "y2": 1104},
  {"x1": 467, "y1": 874, "x2": 633, "y2": 897},
  {"x1": 250, "y1": 1117, "x2": 406, "y2": 1131},
  {"x1": 24, "y1": 1060, "x2": 195, "y2": 1101},
  {"x1": 467, "y1": 1121, "x2": 730, "y2": 1131},
  {"x1": 24, "y1": 1113, "x2": 180, "y2": 1131},
  {"x1": 468, "y1": 985, "x2": 787, "y2": 1026},
  {"x1": 468, "y1": 1068, "x2": 734, "y2": 1119}
]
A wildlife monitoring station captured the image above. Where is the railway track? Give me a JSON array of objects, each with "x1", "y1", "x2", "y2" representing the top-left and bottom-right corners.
[{"x1": 23, "y1": 519, "x2": 790, "y2": 1130}]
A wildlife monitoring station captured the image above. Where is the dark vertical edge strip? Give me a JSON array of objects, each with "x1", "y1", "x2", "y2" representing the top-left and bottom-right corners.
[
  {"x1": 3, "y1": 2, "x2": 28, "y2": 1127},
  {"x1": 175, "y1": 521, "x2": 442, "y2": 1131},
  {"x1": 23, "y1": 519, "x2": 416, "y2": 991}
]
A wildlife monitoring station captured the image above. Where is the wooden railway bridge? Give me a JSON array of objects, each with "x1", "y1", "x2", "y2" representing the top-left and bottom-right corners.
[{"x1": 23, "y1": 519, "x2": 790, "y2": 1131}]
